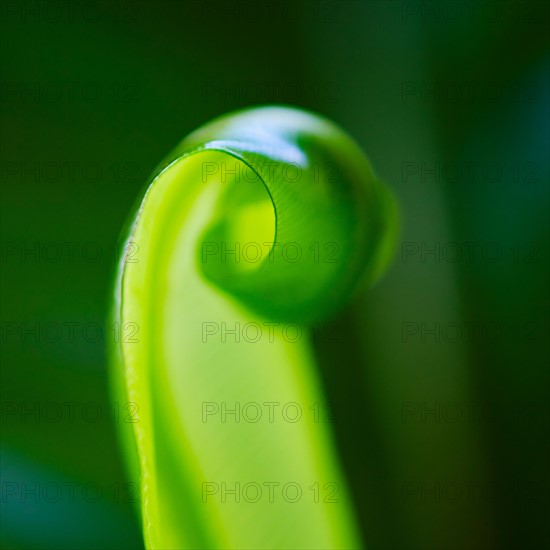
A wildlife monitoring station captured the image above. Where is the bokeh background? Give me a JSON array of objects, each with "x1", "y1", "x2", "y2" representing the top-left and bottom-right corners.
[{"x1": 1, "y1": 1, "x2": 549, "y2": 548}]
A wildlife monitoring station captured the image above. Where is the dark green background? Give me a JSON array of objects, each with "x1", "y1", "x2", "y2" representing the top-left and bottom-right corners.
[{"x1": 1, "y1": 1, "x2": 549, "y2": 549}]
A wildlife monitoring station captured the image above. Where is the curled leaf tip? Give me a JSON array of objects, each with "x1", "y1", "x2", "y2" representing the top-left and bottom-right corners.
[
  {"x1": 165, "y1": 105, "x2": 396, "y2": 324},
  {"x1": 111, "y1": 105, "x2": 398, "y2": 550}
]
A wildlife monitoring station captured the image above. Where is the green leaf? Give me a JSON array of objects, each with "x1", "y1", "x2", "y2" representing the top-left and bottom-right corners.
[{"x1": 110, "y1": 106, "x2": 398, "y2": 549}]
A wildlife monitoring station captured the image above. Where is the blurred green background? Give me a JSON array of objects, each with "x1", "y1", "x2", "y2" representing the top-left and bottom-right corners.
[{"x1": 1, "y1": 1, "x2": 549, "y2": 549}]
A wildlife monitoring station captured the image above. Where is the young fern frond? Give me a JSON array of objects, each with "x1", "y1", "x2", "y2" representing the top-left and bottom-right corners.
[{"x1": 110, "y1": 106, "x2": 397, "y2": 549}]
